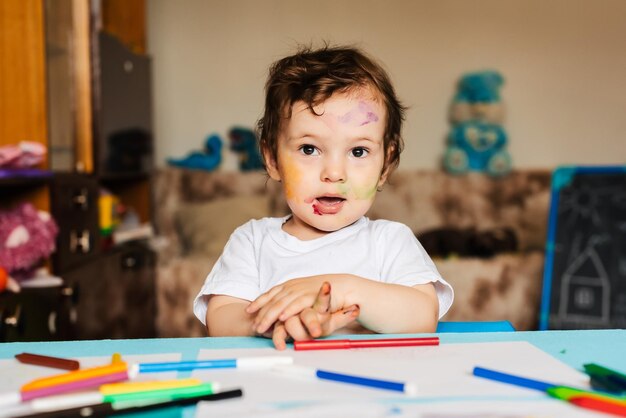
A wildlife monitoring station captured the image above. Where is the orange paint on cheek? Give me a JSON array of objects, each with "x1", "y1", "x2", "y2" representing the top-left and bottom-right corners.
[{"x1": 279, "y1": 155, "x2": 302, "y2": 200}]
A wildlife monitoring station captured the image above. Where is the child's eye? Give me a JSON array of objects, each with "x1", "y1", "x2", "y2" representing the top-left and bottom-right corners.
[
  {"x1": 351, "y1": 147, "x2": 369, "y2": 158},
  {"x1": 299, "y1": 144, "x2": 319, "y2": 156}
]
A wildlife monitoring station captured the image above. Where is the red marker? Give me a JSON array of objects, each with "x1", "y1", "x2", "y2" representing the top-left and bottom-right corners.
[
  {"x1": 568, "y1": 395, "x2": 626, "y2": 416},
  {"x1": 294, "y1": 337, "x2": 439, "y2": 351}
]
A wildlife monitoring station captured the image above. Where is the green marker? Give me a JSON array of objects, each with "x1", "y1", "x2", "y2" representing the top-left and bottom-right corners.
[
  {"x1": 547, "y1": 386, "x2": 626, "y2": 405},
  {"x1": 104, "y1": 382, "x2": 219, "y2": 404}
]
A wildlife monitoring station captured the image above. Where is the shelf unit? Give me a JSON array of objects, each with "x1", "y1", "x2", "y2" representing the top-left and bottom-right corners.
[{"x1": 0, "y1": 0, "x2": 156, "y2": 342}]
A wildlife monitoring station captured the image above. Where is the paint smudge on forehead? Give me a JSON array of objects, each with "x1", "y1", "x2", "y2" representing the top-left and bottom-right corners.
[{"x1": 336, "y1": 101, "x2": 379, "y2": 127}]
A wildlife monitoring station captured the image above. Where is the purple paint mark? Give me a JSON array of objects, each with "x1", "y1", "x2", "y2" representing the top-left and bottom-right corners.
[
  {"x1": 336, "y1": 101, "x2": 379, "y2": 127},
  {"x1": 360, "y1": 111, "x2": 379, "y2": 126}
]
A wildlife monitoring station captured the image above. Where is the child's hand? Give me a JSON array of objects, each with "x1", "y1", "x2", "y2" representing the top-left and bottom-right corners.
[
  {"x1": 269, "y1": 282, "x2": 360, "y2": 350},
  {"x1": 247, "y1": 276, "x2": 346, "y2": 334}
]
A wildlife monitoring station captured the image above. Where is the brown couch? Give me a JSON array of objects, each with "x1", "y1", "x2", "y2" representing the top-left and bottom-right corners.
[{"x1": 153, "y1": 167, "x2": 551, "y2": 337}]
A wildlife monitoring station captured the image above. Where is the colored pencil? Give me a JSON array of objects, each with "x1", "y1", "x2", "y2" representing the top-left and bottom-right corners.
[
  {"x1": 137, "y1": 355, "x2": 293, "y2": 373},
  {"x1": 294, "y1": 337, "x2": 439, "y2": 351},
  {"x1": 273, "y1": 364, "x2": 418, "y2": 395},
  {"x1": 15, "y1": 353, "x2": 80, "y2": 371}
]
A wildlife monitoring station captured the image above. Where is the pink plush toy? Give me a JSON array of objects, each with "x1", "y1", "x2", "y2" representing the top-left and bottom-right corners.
[
  {"x1": 0, "y1": 203, "x2": 58, "y2": 278},
  {"x1": 0, "y1": 141, "x2": 46, "y2": 168}
]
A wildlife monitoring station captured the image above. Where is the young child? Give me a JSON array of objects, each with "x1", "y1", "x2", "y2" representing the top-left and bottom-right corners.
[{"x1": 193, "y1": 45, "x2": 453, "y2": 349}]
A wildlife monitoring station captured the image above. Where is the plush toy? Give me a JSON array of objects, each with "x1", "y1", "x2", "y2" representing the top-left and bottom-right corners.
[
  {"x1": 450, "y1": 71, "x2": 505, "y2": 124},
  {"x1": 443, "y1": 70, "x2": 512, "y2": 177},
  {"x1": 228, "y1": 127, "x2": 264, "y2": 171},
  {"x1": 0, "y1": 203, "x2": 58, "y2": 278},
  {"x1": 444, "y1": 120, "x2": 512, "y2": 176},
  {"x1": 167, "y1": 134, "x2": 222, "y2": 171}
]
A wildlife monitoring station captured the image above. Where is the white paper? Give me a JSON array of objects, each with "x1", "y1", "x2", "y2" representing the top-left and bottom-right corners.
[{"x1": 193, "y1": 341, "x2": 595, "y2": 417}]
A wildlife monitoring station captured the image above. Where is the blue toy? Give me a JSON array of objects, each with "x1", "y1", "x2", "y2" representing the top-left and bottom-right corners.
[
  {"x1": 228, "y1": 127, "x2": 264, "y2": 171},
  {"x1": 444, "y1": 121, "x2": 511, "y2": 176},
  {"x1": 167, "y1": 134, "x2": 222, "y2": 171},
  {"x1": 444, "y1": 70, "x2": 512, "y2": 177}
]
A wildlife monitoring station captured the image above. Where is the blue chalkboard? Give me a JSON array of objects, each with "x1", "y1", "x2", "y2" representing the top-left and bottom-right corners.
[{"x1": 539, "y1": 166, "x2": 626, "y2": 330}]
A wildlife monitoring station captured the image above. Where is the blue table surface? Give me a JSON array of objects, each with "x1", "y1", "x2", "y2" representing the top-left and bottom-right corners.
[{"x1": 1, "y1": 327, "x2": 625, "y2": 374}]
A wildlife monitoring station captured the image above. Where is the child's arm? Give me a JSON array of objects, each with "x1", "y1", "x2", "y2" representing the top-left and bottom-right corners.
[
  {"x1": 206, "y1": 287, "x2": 359, "y2": 348},
  {"x1": 247, "y1": 275, "x2": 439, "y2": 335},
  {"x1": 205, "y1": 294, "x2": 256, "y2": 336}
]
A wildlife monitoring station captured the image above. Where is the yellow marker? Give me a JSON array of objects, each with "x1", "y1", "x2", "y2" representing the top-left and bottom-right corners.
[
  {"x1": 111, "y1": 353, "x2": 123, "y2": 364},
  {"x1": 100, "y1": 378, "x2": 203, "y2": 395},
  {"x1": 21, "y1": 362, "x2": 128, "y2": 391}
]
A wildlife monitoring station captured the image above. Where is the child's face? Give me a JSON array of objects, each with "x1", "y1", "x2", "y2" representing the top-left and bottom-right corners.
[{"x1": 266, "y1": 89, "x2": 389, "y2": 238}]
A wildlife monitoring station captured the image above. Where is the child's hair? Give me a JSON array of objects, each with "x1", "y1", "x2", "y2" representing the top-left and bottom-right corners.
[{"x1": 257, "y1": 44, "x2": 406, "y2": 174}]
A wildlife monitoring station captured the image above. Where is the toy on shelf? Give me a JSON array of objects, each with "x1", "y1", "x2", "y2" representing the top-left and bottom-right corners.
[
  {"x1": 228, "y1": 127, "x2": 264, "y2": 171},
  {"x1": 167, "y1": 134, "x2": 222, "y2": 171},
  {"x1": 98, "y1": 189, "x2": 122, "y2": 237},
  {"x1": 0, "y1": 141, "x2": 46, "y2": 169},
  {"x1": 0, "y1": 203, "x2": 58, "y2": 279},
  {"x1": 443, "y1": 70, "x2": 512, "y2": 177},
  {"x1": 0, "y1": 141, "x2": 51, "y2": 179}
]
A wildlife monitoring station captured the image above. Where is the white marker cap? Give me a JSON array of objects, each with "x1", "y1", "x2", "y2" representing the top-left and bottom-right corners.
[{"x1": 236, "y1": 356, "x2": 293, "y2": 369}]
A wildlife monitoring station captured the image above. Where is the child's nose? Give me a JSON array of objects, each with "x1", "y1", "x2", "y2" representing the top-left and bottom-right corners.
[{"x1": 321, "y1": 158, "x2": 346, "y2": 183}]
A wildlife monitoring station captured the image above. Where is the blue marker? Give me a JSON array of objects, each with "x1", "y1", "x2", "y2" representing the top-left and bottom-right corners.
[
  {"x1": 473, "y1": 366, "x2": 557, "y2": 392},
  {"x1": 139, "y1": 356, "x2": 293, "y2": 373},
  {"x1": 272, "y1": 364, "x2": 418, "y2": 395}
]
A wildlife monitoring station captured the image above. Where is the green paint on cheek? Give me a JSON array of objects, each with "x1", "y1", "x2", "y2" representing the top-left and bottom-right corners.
[{"x1": 348, "y1": 182, "x2": 378, "y2": 200}]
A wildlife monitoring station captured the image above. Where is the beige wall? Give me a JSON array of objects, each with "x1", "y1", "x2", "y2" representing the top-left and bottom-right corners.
[{"x1": 147, "y1": 0, "x2": 626, "y2": 170}]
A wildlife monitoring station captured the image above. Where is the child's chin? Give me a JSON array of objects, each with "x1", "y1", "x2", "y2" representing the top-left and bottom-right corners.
[{"x1": 309, "y1": 216, "x2": 358, "y2": 233}]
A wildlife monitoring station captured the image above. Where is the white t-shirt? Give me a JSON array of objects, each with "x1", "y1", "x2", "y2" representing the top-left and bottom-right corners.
[{"x1": 193, "y1": 216, "x2": 454, "y2": 325}]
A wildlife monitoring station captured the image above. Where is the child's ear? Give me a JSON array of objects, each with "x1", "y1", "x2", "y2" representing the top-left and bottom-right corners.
[
  {"x1": 377, "y1": 145, "x2": 395, "y2": 187},
  {"x1": 262, "y1": 148, "x2": 282, "y2": 182}
]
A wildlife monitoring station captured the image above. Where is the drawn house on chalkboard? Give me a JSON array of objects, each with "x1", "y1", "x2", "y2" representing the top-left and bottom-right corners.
[
  {"x1": 559, "y1": 241, "x2": 611, "y2": 325},
  {"x1": 540, "y1": 166, "x2": 626, "y2": 330}
]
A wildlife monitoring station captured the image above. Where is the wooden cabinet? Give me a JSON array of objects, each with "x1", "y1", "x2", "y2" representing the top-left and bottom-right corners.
[{"x1": 0, "y1": 0, "x2": 155, "y2": 341}]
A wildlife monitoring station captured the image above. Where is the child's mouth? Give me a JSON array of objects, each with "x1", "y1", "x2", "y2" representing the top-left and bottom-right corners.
[{"x1": 313, "y1": 196, "x2": 346, "y2": 215}]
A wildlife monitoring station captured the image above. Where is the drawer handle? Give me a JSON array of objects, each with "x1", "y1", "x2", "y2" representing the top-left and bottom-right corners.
[
  {"x1": 4, "y1": 304, "x2": 22, "y2": 328},
  {"x1": 70, "y1": 230, "x2": 90, "y2": 253},
  {"x1": 72, "y1": 188, "x2": 89, "y2": 210}
]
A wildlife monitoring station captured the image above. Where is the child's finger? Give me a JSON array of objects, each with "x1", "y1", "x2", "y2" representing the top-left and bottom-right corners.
[
  {"x1": 312, "y1": 282, "x2": 331, "y2": 314},
  {"x1": 246, "y1": 285, "x2": 284, "y2": 313},
  {"x1": 324, "y1": 304, "x2": 360, "y2": 335},
  {"x1": 299, "y1": 307, "x2": 323, "y2": 338},
  {"x1": 284, "y1": 316, "x2": 312, "y2": 341},
  {"x1": 255, "y1": 293, "x2": 301, "y2": 333},
  {"x1": 276, "y1": 294, "x2": 319, "y2": 322},
  {"x1": 272, "y1": 322, "x2": 288, "y2": 351}
]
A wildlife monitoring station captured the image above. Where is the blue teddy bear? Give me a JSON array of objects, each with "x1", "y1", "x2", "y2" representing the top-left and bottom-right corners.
[
  {"x1": 444, "y1": 70, "x2": 512, "y2": 177},
  {"x1": 444, "y1": 121, "x2": 511, "y2": 176}
]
